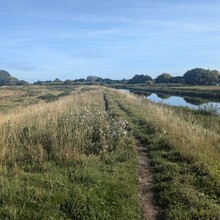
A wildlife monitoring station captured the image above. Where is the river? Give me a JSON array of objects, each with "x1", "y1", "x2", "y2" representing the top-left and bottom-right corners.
[
  {"x1": 145, "y1": 93, "x2": 220, "y2": 113},
  {"x1": 119, "y1": 89, "x2": 220, "y2": 114}
]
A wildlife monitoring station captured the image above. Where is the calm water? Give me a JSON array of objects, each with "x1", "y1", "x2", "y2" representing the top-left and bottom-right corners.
[{"x1": 145, "y1": 93, "x2": 220, "y2": 113}]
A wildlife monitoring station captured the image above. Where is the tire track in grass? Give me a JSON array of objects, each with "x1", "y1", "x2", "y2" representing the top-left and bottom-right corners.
[
  {"x1": 137, "y1": 139, "x2": 158, "y2": 220},
  {"x1": 105, "y1": 92, "x2": 158, "y2": 219},
  {"x1": 103, "y1": 93, "x2": 109, "y2": 112}
]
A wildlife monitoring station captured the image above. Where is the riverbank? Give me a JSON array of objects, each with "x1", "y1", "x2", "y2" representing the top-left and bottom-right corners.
[
  {"x1": 105, "y1": 88, "x2": 220, "y2": 219},
  {"x1": 112, "y1": 84, "x2": 220, "y2": 101}
]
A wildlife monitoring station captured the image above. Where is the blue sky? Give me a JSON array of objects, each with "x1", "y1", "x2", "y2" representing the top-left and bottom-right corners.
[{"x1": 0, "y1": 0, "x2": 220, "y2": 82}]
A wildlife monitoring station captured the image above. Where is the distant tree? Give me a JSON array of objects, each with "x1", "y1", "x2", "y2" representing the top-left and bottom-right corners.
[
  {"x1": 0, "y1": 77, "x2": 19, "y2": 86},
  {"x1": 54, "y1": 78, "x2": 62, "y2": 82},
  {"x1": 155, "y1": 73, "x2": 172, "y2": 83},
  {"x1": 0, "y1": 70, "x2": 25, "y2": 86},
  {"x1": 169, "y1": 76, "x2": 185, "y2": 84},
  {"x1": 0, "y1": 79, "x2": 5, "y2": 86},
  {"x1": 128, "y1": 74, "x2": 152, "y2": 84},
  {"x1": 74, "y1": 78, "x2": 86, "y2": 84},
  {"x1": 184, "y1": 68, "x2": 220, "y2": 85},
  {"x1": 86, "y1": 75, "x2": 99, "y2": 82},
  {"x1": 103, "y1": 78, "x2": 114, "y2": 84},
  {"x1": 45, "y1": 80, "x2": 52, "y2": 84},
  {"x1": 94, "y1": 77, "x2": 104, "y2": 83},
  {"x1": 64, "y1": 79, "x2": 73, "y2": 85},
  {"x1": 0, "y1": 70, "x2": 11, "y2": 79},
  {"x1": 52, "y1": 78, "x2": 63, "y2": 85},
  {"x1": 16, "y1": 80, "x2": 29, "y2": 85},
  {"x1": 33, "y1": 80, "x2": 44, "y2": 85}
]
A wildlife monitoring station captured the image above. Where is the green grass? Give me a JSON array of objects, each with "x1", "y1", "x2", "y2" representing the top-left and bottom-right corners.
[
  {"x1": 0, "y1": 87, "x2": 141, "y2": 219},
  {"x1": 0, "y1": 155, "x2": 139, "y2": 219},
  {"x1": 104, "y1": 89, "x2": 220, "y2": 219},
  {"x1": 1, "y1": 85, "x2": 220, "y2": 219}
]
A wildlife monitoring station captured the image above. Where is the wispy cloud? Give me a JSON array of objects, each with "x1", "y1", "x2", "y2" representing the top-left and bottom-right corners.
[
  {"x1": 1, "y1": 0, "x2": 220, "y2": 81},
  {"x1": 51, "y1": 13, "x2": 220, "y2": 33}
]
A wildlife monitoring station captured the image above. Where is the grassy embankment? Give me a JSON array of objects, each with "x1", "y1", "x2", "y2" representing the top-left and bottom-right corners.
[
  {"x1": 104, "y1": 88, "x2": 220, "y2": 219},
  {"x1": 0, "y1": 85, "x2": 220, "y2": 219},
  {"x1": 0, "y1": 87, "x2": 141, "y2": 219}
]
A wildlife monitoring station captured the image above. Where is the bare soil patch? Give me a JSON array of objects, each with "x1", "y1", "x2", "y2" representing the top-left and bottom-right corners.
[{"x1": 136, "y1": 140, "x2": 158, "y2": 220}]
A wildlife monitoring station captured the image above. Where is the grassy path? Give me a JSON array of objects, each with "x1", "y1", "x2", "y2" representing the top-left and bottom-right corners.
[
  {"x1": 104, "y1": 91, "x2": 158, "y2": 219},
  {"x1": 104, "y1": 88, "x2": 220, "y2": 219}
]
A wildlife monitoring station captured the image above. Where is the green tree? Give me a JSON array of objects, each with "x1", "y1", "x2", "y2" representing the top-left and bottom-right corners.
[
  {"x1": 0, "y1": 70, "x2": 11, "y2": 79},
  {"x1": 0, "y1": 70, "x2": 22, "y2": 86},
  {"x1": 86, "y1": 75, "x2": 99, "y2": 82},
  {"x1": 16, "y1": 80, "x2": 29, "y2": 85},
  {"x1": 184, "y1": 68, "x2": 219, "y2": 85},
  {"x1": 64, "y1": 79, "x2": 73, "y2": 85},
  {"x1": 128, "y1": 74, "x2": 152, "y2": 84},
  {"x1": 155, "y1": 73, "x2": 172, "y2": 83}
]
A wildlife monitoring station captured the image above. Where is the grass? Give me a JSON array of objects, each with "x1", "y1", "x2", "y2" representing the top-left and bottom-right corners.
[
  {"x1": 0, "y1": 85, "x2": 220, "y2": 219},
  {"x1": 0, "y1": 87, "x2": 141, "y2": 219},
  {"x1": 0, "y1": 85, "x2": 79, "y2": 113},
  {"x1": 104, "y1": 88, "x2": 220, "y2": 219}
]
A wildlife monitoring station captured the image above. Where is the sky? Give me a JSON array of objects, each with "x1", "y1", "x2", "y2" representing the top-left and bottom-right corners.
[{"x1": 0, "y1": 0, "x2": 220, "y2": 82}]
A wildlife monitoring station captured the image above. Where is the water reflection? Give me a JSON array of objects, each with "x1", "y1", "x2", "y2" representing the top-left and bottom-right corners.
[
  {"x1": 145, "y1": 93, "x2": 220, "y2": 113},
  {"x1": 156, "y1": 93, "x2": 171, "y2": 100},
  {"x1": 183, "y1": 97, "x2": 208, "y2": 106}
]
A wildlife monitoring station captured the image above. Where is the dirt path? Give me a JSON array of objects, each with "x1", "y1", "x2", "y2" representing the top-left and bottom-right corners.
[
  {"x1": 136, "y1": 140, "x2": 158, "y2": 220},
  {"x1": 103, "y1": 93, "x2": 158, "y2": 219}
]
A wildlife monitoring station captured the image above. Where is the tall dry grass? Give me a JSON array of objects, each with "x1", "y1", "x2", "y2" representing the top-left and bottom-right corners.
[
  {"x1": 114, "y1": 90, "x2": 220, "y2": 181},
  {"x1": 0, "y1": 89, "x2": 129, "y2": 167},
  {"x1": 0, "y1": 87, "x2": 140, "y2": 219}
]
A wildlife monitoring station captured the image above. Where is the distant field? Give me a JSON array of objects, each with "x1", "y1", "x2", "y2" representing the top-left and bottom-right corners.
[
  {"x1": 0, "y1": 89, "x2": 26, "y2": 97},
  {"x1": 0, "y1": 85, "x2": 219, "y2": 219},
  {"x1": 0, "y1": 85, "x2": 78, "y2": 113},
  {"x1": 164, "y1": 85, "x2": 220, "y2": 92}
]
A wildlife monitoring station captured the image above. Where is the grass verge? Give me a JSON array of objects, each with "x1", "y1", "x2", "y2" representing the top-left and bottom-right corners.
[{"x1": 104, "y1": 88, "x2": 220, "y2": 219}]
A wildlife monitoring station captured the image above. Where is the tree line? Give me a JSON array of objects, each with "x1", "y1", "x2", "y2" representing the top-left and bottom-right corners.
[
  {"x1": 128, "y1": 68, "x2": 220, "y2": 85},
  {"x1": 33, "y1": 68, "x2": 220, "y2": 86},
  {"x1": 1, "y1": 68, "x2": 220, "y2": 86},
  {"x1": 154, "y1": 68, "x2": 220, "y2": 85},
  {"x1": 0, "y1": 70, "x2": 28, "y2": 86}
]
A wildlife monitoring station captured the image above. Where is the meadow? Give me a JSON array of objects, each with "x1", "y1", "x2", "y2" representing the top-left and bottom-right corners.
[{"x1": 0, "y1": 85, "x2": 220, "y2": 219}]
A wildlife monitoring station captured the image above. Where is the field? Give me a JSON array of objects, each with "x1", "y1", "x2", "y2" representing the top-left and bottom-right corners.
[
  {"x1": 0, "y1": 85, "x2": 220, "y2": 219},
  {"x1": 0, "y1": 85, "x2": 75, "y2": 113}
]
